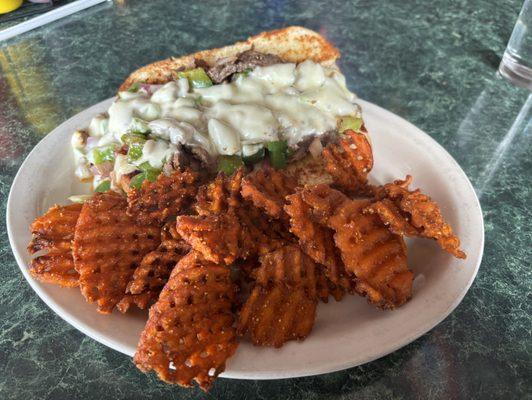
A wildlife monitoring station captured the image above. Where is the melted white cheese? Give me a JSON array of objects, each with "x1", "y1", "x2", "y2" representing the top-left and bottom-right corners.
[
  {"x1": 208, "y1": 119, "x2": 241, "y2": 155},
  {"x1": 135, "y1": 139, "x2": 177, "y2": 169},
  {"x1": 79, "y1": 61, "x2": 359, "y2": 182}
]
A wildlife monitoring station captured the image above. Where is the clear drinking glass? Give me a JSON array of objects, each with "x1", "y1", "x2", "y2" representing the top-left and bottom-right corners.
[{"x1": 499, "y1": 0, "x2": 532, "y2": 90}]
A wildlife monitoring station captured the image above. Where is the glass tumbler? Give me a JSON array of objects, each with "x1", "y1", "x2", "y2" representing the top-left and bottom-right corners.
[{"x1": 499, "y1": 0, "x2": 532, "y2": 90}]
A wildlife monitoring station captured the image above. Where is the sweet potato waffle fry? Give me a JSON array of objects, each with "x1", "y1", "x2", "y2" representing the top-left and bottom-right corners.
[
  {"x1": 238, "y1": 286, "x2": 316, "y2": 347},
  {"x1": 285, "y1": 191, "x2": 351, "y2": 291},
  {"x1": 134, "y1": 252, "x2": 238, "y2": 391},
  {"x1": 73, "y1": 192, "x2": 161, "y2": 313},
  {"x1": 241, "y1": 168, "x2": 298, "y2": 219},
  {"x1": 329, "y1": 199, "x2": 413, "y2": 308},
  {"x1": 252, "y1": 244, "x2": 336, "y2": 302},
  {"x1": 323, "y1": 128, "x2": 373, "y2": 195},
  {"x1": 252, "y1": 244, "x2": 320, "y2": 297},
  {"x1": 176, "y1": 212, "x2": 241, "y2": 265},
  {"x1": 176, "y1": 205, "x2": 291, "y2": 265},
  {"x1": 195, "y1": 169, "x2": 243, "y2": 216},
  {"x1": 180, "y1": 168, "x2": 294, "y2": 263},
  {"x1": 27, "y1": 203, "x2": 82, "y2": 287},
  {"x1": 117, "y1": 223, "x2": 191, "y2": 313},
  {"x1": 368, "y1": 176, "x2": 466, "y2": 259},
  {"x1": 299, "y1": 185, "x2": 413, "y2": 308},
  {"x1": 238, "y1": 245, "x2": 318, "y2": 347},
  {"x1": 235, "y1": 203, "x2": 294, "y2": 257},
  {"x1": 127, "y1": 169, "x2": 199, "y2": 224}
]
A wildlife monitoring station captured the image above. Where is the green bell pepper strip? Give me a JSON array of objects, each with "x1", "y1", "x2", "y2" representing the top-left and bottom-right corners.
[
  {"x1": 129, "y1": 117, "x2": 151, "y2": 135},
  {"x1": 217, "y1": 155, "x2": 244, "y2": 175},
  {"x1": 92, "y1": 147, "x2": 116, "y2": 165},
  {"x1": 266, "y1": 140, "x2": 288, "y2": 169},
  {"x1": 129, "y1": 173, "x2": 146, "y2": 189},
  {"x1": 127, "y1": 146, "x2": 143, "y2": 161},
  {"x1": 94, "y1": 180, "x2": 111, "y2": 193},
  {"x1": 144, "y1": 168, "x2": 161, "y2": 182},
  {"x1": 121, "y1": 133, "x2": 147, "y2": 145},
  {"x1": 129, "y1": 163, "x2": 162, "y2": 189},
  {"x1": 127, "y1": 82, "x2": 141, "y2": 93},
  {"x1": 242, "y1": 147, "x2": 265, "y2": 165},
  {"x1": 177, "y1": 68, "x2": 213, "y2": 89},
  {"x1": 139, "y1": 162, "x2": 162, "y2": 181},
  {"x1": 138, "y1": 161, "x2": 161, "y2": 174},
  {"x1": 338, "y1": 116, "x2": 363, "y2": 133},
  {"x1": 122, "y1": 133, "x2": 147, "y2": 162}
]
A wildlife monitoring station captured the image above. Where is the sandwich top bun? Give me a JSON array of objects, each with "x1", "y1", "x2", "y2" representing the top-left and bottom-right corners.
[{"x1": 119, "y1": 26, "x2": 340, "y2": 92}]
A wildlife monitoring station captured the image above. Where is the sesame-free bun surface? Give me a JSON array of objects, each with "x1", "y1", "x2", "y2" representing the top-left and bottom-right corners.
[{"x1": 119, "y1": 26, "x2": 340, "y2": 92}]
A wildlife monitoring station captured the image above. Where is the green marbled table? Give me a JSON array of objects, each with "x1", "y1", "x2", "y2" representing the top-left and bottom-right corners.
[{"x1": 1, "y1": 1, "x2": 530, "y2": 399}]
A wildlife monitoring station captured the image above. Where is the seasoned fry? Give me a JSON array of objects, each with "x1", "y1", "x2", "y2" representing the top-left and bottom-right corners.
[
  {"x1": 364, "y1": 198, "x2": 419, "y2": 236},
  {"x1": 329, "y1": 198, "x2": 412, "y2": 308},
  {"x1": 298, "y1": 185, "x2": 413, "y2": 308},
  {"x1": 195, "y1": 169, "x2": 243, "y2": 216},
  {"x1": 127, "y1": 169, "x2": 199, "y2": 224},
  {"x1": 252, "y1": 244, "x2": 341, "y2": 302},
  {"x1": 176, "y1": 212, "x2": 241, "y2": 265},
  {"x1": 73, "y1": 192, "x2": 161, "y2": 313},
  {"x1": 252, "y1": 245, "x2": 320, "y2": 297},
  {"x1": 316, "y1": 268, "x2": 345, "y2": 302},
  {"x1": 134, "y1": 252, "x2": 238, "y2": 391},
  {"x1": 27, "y1": 203, "x2": 82, "y2": 287},
  {"x1": 176, "y1": 208, "x2": 290, "y2": 265},
  {"x1": 179, "y1": 193, "x2": 293, "y2": 264},
  {"x1": 160, "y1": 219, "x2": 182, "y2": 242},
  {"x1": 368, "y1": 176, "x2": 466, "y2": 259},
  {"x1": 241, "y1": 168, "x2": 298, "y2": 219},
  {"x1": 186, "y1": 167, "x2": 296, "y2": 262},
  {"x1": 117, "y1": 225, "x2": 190, "y2": 313},
  {"x1": 323, "y1": 128, "x2": 373, "y2": 195},
  {"x1": 285, "y1": 191, "x2": 351, "y2": 290},
  {"x1": 238, "y1": 285, "x2": 316, "y2": 348},
  {"x1": 237, "y1": 245, "x2": 321, "y2": 347},
  {"x1": 235, "y1": 203, "x2": 294, "y2": 257}
]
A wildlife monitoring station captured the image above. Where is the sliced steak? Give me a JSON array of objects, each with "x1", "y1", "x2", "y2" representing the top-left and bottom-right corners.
[{"x1": 207, "y1": 50, "x2": 284, "y2": 83}]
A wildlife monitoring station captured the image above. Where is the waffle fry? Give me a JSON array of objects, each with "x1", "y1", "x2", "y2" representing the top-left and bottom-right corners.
[
  {"x1": 241, "y1": 168, "x2": 298, "y2": 219},
  {"x1": 175, "y1": 212, "x2": 241, "y2": 265},
  {"x1": 127, "y1": 169, "x2": 199, "y2": 224},
  {"x1": 237, "y1": 245, "x2": 321, "y2": 347},
  {"x1": 253, "y1": 245, "x2": 339, "y2": 302},
  {"x1": 369, "y1": 176, "x2": 466, "y2": 259},
  {"x1": 134, "y1": 252, "x2": 238, "y2": 391},
  {"x1": 27, "y1": 203, "x2": 82, "y2": 287},
  {"x1": 237, "y1": 285, "x2": 316, "y2": 348},
  {"x1": 364, "y1": 198, "x2": 419, "y2": 236},
  {"x1": 179, "y1": 195, "x2": 293, "y2": 264},
  {"x1": 316, "y1": 268, "x2": 345, "y2": 302},
  {"x1": 298, "y1": 185, "x2": 413, "y2": 308},
  {"x1": 285, "y1": 191, "x2": 351, "y2": 290},
  {"x1": 117, "y1": 229, "x2": 190, "y2": 313},
  {"x1": 252, "y1": 245, "x2": 319, "y2": 297},
  {"x1": 235, "y1": 202, "x2": 293, "y2": 257},
  {"x1": 323, "y1": 128, "x2": 373, "y2": 195},
  {"x1": 73, "y1": 192, "x2": 161, "y2": 313},
  {"x1": 195, "y1": 169, "x2": 243, "y2": 216}
]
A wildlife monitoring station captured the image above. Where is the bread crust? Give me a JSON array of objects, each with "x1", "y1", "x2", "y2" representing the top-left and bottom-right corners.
[{"x1": 118, "y1": 26, "x2": 340, "y2": 92}]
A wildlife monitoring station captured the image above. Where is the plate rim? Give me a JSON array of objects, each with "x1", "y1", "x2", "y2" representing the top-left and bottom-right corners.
[{"x1": 6, "y1": 97, "x2": 484, "y2": 380}]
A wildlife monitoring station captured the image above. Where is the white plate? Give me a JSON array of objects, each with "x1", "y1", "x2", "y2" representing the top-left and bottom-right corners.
[{"x1": 7, "y1": 98, "x2": 484, "y2": 380}]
